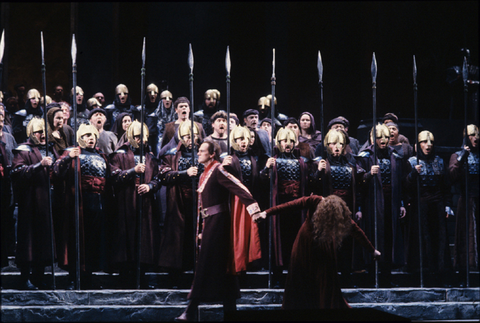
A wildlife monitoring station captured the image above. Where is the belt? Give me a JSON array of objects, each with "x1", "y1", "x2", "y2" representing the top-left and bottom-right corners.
[{"x1": 199, "y1": 203, "x2": 228, "y2": 219}]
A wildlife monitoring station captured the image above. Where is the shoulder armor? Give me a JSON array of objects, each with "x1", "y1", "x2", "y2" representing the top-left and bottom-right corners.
[
  {"x1": 300, "y1": 156, "x2": 308, "y2": 162},
  {"x1": 64, "y1": 147, "x2": 75, "y2": 152},
  {"x1": 408, "y1": 156, "x2": 418, "y2": 166},
  {"x1": 194, "y1": 110, "x2": 204, "y2": 117},
  {"x1": 357, "y1": 151, "x2": 370, "y2": 158},
  {"x1": 13, "y1": 144, "x2": 32, "y2": 152},
  {"x1": 277, "y1": 113, "x2": 288, "y2": 121},
  {"x1": 165, "y1": 147, "x2": 177, "y2": 155},
  {"x1": 392, "y1": 151, "x2": 401, "y2": 159},
  {"x1": 455, "y1": 150, "x2": 466, "y2": 161},
  {"x1": 104, "y1": 104, "x2": 115, "y2": 110},
  {"x1": 313, "y1": 156, "x2": 323, "y2": 162},
  {"x1": 15, "y1": 109, "x2": 27, "y2": 117},
  {"x1": 114, "y1": 149, "x2": 127, "y2": 154}
]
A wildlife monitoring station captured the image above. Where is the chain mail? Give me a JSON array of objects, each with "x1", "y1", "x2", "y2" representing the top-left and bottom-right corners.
[
  {"x1": 330, "y1": 165, "x2": 352, "y2": 190},
  {"x1": 379, "y1": 158, "x2": 391, "y2": 185},
  {"x1": 239, "y1": 156, "x2": 252, "y2": 189},
  {"x1": 79, "y1": 151, "x2": 106, "y2": 178},
  {"x1": 408, "y1": 156, "x2": 444, "y2": 187},
  {"x1": 277, "y1": 158, "x2": 300, "y2": 181}
]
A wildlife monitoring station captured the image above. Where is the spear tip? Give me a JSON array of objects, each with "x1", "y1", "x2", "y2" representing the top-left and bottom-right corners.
[
  {"x1": 225, "y1": 46, "x2": 231, "y2": 75},
  {"x1": 371, "y1": 52, "x2": 377, "y2": 79},
  {"x1": 0, "y1": 29, "x2": 5, "y2": 64},
  {"x1": 142, "y1": 37, "x2": 146, "y2": 66},
  {"x1": 317, "y1": 50, "x2": 323, "y2": 82},
  {"x1": 188, "y1": 43, "x2": 194, "y2": 72},
  {"x1": 413, "y1": 55, "x2": 417, "y2": 82},
  {"x1": 71, "y1": 34, "x2": 77, "y2": 65}
]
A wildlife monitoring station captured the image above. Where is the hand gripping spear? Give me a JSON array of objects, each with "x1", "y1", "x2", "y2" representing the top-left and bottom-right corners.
[
  {"x1": 413, "y1": 55, "x2": 424, "y2": 288},
  {"x1": 371, "y1": 52, "x2": 379, "y2": 289},
  {"x1": 268, "y1": 48, "x2": 276, "y2": 289},
  {"x1": 135, "y1": 38, "x2": 146, "y2": 289},
  {"x1": 188, "y1": 44, "x2": 198, "y2": 269},
  {"x1": 41, "y1": 32, "x2": 56, "y2": 289},
  {"x1": 0, "y1": 30, "x2": 4, "y2": 92},
  {"x1": 71, "y1": 34, "x2": 81, "y2": 290},
  {"x1": 462, "y1": 56, "x2": 470, "y2": 287},
  {"x1": 226, "y1": 46, "x2": 231, "y2": 153}
]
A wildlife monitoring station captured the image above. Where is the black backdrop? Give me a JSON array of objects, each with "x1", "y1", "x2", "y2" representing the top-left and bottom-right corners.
[{"x1": 1, "y1": 2, "x2": 478, "y2": 138}]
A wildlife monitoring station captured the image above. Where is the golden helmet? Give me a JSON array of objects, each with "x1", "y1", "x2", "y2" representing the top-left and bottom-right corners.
[
  {"x1": 0, "y1": 90, "x2": 3, "y2": 102},
  {"x1": 115, "y1": 84, "x2": 129, "y2": 96},
  {"x1": 40, "y1": 95, "x2": 52, "y2": 105},
  {"x1": 324, "y1": 129, "x2": 347, "y2": 154},
  {"x1": 177, "y1": 121, "x2": 200, "y2": 148},
  {"x1": 266, "y1": 94, "x2": 277, "y2": 106},
  {"x1": 230, "y1": 125, "x2": 251, "y2": 151},
  {"x1": 70, "y1": 86, "x2": 84, "y2": 97},
  {"x1": 87, "y1": 97, "x2": 102, "y2": 109},
  {"x1": 77, "y1": 124, "x2": 99, "y2": 149},
  {"x1": 275, "y1": 127, "x2": 296, "y2": 152},
  {"x1": 127, "y1": 120, "x2": 149, "y2": 149},
  {"x1": 204, "y1": 89, "x2": 220, "y2": 101},
  {"x1": 146, "y1": 83, "x2": 158, "y2": 96},
  {"x1": 257, "y1": 96, "x2": 269, "y2": 111},
  {"x1": 26, "y1": 117, "x2": 45, "y2": 144},
  {"x1": 27, "y1": 89, "x2": 41, "y2": 100},
  {"x1": 418, "y1": 130, "x2": 434, "y2": 145},
  {"x1": 369, "y1": 123, "x2": 390, "y2": 144},
  {"x1": 160, "y1": 90, "x2": 173, "y2": 101},
  {"x1": 465, "y1": 124, "x2": 479, "y2": 140}
]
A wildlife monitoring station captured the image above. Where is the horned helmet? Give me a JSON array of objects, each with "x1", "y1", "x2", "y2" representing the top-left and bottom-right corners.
[
  {"x1": 275, "y1": 127, "x2": 296, "y2": 153},
  {"x1": 177, "y1": 120, "x2": 200, "y2": 148},
  {"x1": 324, "y1": 129, "x2": 347, "y2": 155},
  {"x1": 26, "y1": 117, "x2": 45, "y2": 145},
  {"x1": 369, "y1": 123, "x2": 390, "y2": 145},
  {"x1": 77, "y1": 124, "x2": 99, "y2": 149},
  {"x1": 230, "y1": 125, "x2": 251, "y2": 151},
  {"x1": 127, "y1": 120, "x2": 149, "y2": 149},
  {"x1": 418, "y1": 130, "x2": 434, "y2": 146}
]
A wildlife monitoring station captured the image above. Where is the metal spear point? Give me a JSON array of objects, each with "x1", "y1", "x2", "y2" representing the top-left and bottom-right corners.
[
  {"x1": 188, "y1": 43, "x2": 194, "y2": 74},
  {"x1": 462, "y1": 56, "x2": 468, "y2": 86},
  {"x1": 317, "y1": 50, "x2": 323, "y2": 83},
  {"x1": 226, "y1": 46, "x2": 231, "y2": 76},
  {"x1": 371, "y1": 52, "x2": 377, "y2": 83},
  {"x1": 71, "y1": 34, "x2": 77, "y2": 66},
  {"x1": 142, "y1": 37, "x2": 146, "y2": 68},
  {"x1": 413, "y1": 55, "x2": 417, "y2": 84},
  {"x1": 272, "y1": 48, "x2": 276, "y2": 78},
  {"x1": 0, "y1": 29, "x2": 5, "y2": 64},
  {"x1": 41, "y1": 32, "x2": 45, "y2": 64}
]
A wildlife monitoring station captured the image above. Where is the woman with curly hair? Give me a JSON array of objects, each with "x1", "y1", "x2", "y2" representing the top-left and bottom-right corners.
[{"x1": 259, "y1": 194, "x2": 380, "y2": 309}]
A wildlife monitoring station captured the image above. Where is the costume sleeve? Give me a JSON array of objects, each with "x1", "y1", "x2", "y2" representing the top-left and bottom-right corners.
[
  {"x1": 448, "y1": 152, "x2": 465, "y2": 184},
  {"x1": 216, "y1": 164, "x2": 261, "y2": 216},
  {"x1": 52, "y1": 150, "x2": 72, "y2": 178},
  {"x1": 11, "y1": 151, "x2": 42, "y2": 181},
  {"x1": 349, "y1": 218, "x2": 375, "y2": 252},
  {"x1": 157, "y1": 157, "x2": 190, "y2": 185},
  {"x1": 264, "y1": 195, "x2": 323, "y2": 217},
  {"x1": 109, "y1": 152, "x2": 137, "y2": 184}
]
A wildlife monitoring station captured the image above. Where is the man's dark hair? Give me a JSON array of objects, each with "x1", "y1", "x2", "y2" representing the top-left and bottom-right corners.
[
  {"x1": 201, "y1": 140, "x2": 221, "y2": 162},
  {"x1": 174, "y1": 97, "x2": 190, "y2": 109},
  {"x1": 283, "y1": 117, "x2": 299, "y2": 128},
  {"x1": 210, "y1": 110, "x2": 228, "y2": 122}
]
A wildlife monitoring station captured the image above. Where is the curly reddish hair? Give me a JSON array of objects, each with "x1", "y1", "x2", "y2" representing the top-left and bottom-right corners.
[{"x1": 312, "y1": 195, "x2": 352, "y2": 247}]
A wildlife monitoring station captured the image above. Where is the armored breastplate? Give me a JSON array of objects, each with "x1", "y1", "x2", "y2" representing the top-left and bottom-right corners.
[
  {"x1": 23, "y1": 114, "x2": 36, "y2": 128},
  {"x1": 239, "y1": 156, "x2": 252, "y2": 189},
  {"x1": 379, "y1": 158, "x2": 391, "y2": 185},
  {"x1": 330, "y1": 165, "x2": 352, "y2": 190},
  {"x1": 467, "y1": 152, "x2": 479, "y2": 175},
  {"x1": 417, "y1": 157, "x2": 443, "y2": 187},
  {"x1": 37, "y1": 146, "x2": 56, "y2": 163},
  {"x1": 79, "y1": 152, "x2": 106, "y2": 178},
  {"x1": 277, "y1": 158, "x2": 300, "y2": 181},
  {"x1": 70, "y1": 110, "x2": 90, "y2": 128},
  {"x1": 178, "y1": 155, "x2": 195, "y2": 172}
]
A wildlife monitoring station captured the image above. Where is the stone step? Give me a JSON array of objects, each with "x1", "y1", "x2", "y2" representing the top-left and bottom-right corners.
[
  {"x1": 1, "y1": 301, "x2": 479, "y2": 321},
  {"x1": 1, "y1": 288, "x2": 479, "y2": 307}
]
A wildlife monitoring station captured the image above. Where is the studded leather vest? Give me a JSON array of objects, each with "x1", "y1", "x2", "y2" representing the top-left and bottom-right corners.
[
  {"x1": 408, "y1": 156, "x2": 443, "y2": 187},
  {"x1": 79, "y1": 150, "x2": 106, "y2": 178},
  {"x1": 277, "y1": 157, "x2": 300, "y2": 181},
  {"x1": 330, "y1": 165, "x2": 352, "y2": 190}
]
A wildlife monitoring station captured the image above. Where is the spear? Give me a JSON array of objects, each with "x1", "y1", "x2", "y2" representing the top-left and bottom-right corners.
[
  {"x1": 188, "y1": 43, "x2": 198, "y2": 269},
  {"x1": 462, "y1": 56, "x2": 469, "y2": 287},
  {"x1": 0, "y1": 30, "x2": 4, "y2": 92},
  {"x1": 268, "y1": 48, "x2": 276, "y2": 289},
  {"x1": 317, "y1": 50, "x2": 324, "y2": 159},
  {"x1": 226, "y1": 46, "x2": 231, "y2": 153},
  {"x1": 71, "y1": 34, "x2": 81, "y2": 290},
  {"x1": 135, "y1": 37, "x2": 146, "y2": 289},
  {"x1": 413, "y1": 55, "x2": 424, "y2": 288},
  {"x1": 371, "y1": 52, "x2": 379, "y2": 289},
  {"x1": 41, "y1": 31, "x2": 56, "y2": 289}
]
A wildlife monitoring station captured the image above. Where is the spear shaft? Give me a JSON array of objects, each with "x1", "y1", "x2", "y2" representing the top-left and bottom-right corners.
[
  {"x1": 268, "y1": 48, "x2": 276, "y2": 289},
  {"x1": 413, "y1": 55, "x2": 424, "y2": 288},
  {"x1": 0, "y1": 30, "x2": 4, "y2": 92},
  {"x1": 135, "y1": 38, "x2": 146, "y2": 289},
  {"x1": 71, "y1": 34, "x2": 81, "y2": 290},
  {"x1": 462, "y1": 56, "x2": 470, "y2": 287},
  {"x1": 188, "y1": 44, "x2": 198, "y2": 269},
  {"x1": 41, "y1": 32, "x2": 56, "y2": 289},
  {"x1": 226, "y1": 46, "x2": 231, "y2": 153},
  {"x1": 371, "y1": 52, "x2": 379, "y2": 289}
]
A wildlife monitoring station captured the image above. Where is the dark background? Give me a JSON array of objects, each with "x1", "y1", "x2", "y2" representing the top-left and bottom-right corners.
[{"x1": 0, "y1": 2, "x2": 478, "y2": 140}]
